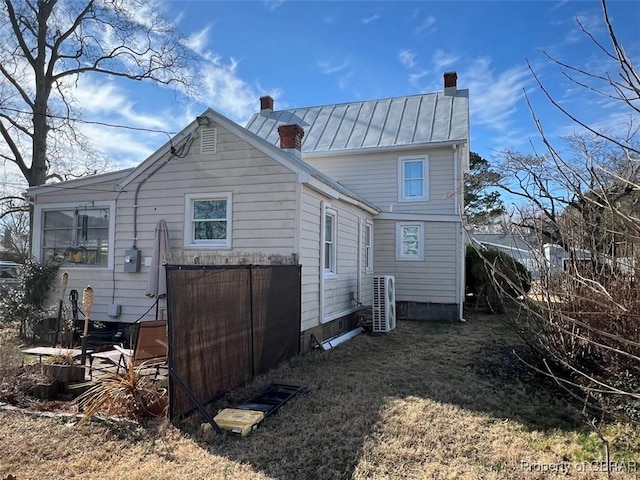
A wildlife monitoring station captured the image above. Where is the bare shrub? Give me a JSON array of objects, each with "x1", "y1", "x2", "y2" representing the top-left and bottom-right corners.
[
  {"x1": 0, "y1": 326, "x2": 22, "y2": 383},
  {"x1": 485, "y1": 0, "x2": 640, "y2": 423}
]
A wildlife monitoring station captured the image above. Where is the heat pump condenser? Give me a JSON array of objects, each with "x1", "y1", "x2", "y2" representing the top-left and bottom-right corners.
[{"x1": 372, "y1": 275, "x2": 396, "y2": 333}]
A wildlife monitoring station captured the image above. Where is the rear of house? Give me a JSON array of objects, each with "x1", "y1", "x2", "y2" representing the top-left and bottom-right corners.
[
  {"x1": 27, "y1": 109, "x2": 376, "y2": 351},
  {"x1": 246, "y1": 72, "x2": 469, "y2": 320}
]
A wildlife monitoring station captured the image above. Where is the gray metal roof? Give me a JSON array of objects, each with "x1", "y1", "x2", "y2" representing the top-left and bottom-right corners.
[
  {"x1": 472, "y1": 234, "x2": 541, "y2": 255},
  {"x1": 246, "y1": 90, "x2": 469, "y2": 154}
]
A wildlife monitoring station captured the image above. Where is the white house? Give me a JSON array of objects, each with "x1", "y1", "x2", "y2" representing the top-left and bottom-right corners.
[
  {"x1": 246, "y1": 72, "x2": 469, "y2": 320},
  {"x1": 27, "y1": 72, "x2": 469, "y2": 350}
]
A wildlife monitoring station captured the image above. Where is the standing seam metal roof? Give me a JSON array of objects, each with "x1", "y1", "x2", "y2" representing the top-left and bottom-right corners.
[{"x1": 246, "y1": 91, "x2": 469, "y2": 153}]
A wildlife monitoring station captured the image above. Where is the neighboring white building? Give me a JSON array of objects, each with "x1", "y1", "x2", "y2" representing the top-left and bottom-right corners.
[{"x1": 27, "y1": 72, "x2": 469, "y2": 349}]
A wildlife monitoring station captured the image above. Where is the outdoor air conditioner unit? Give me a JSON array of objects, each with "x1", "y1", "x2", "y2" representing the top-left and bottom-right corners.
[{"x1": 372, "y1": 275, "x2": 396, "y2": 333}]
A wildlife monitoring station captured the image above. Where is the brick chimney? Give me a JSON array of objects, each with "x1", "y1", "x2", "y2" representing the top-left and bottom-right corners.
[
  {"x1": 444, "y1": 71, "x2": 457, "y2": 96},
  {"x1": 278, "y1": 124, "x2": 304, "y2": 156},
  {"x1": 260, "y1": 95, "x2": 274, "y2": 113}
]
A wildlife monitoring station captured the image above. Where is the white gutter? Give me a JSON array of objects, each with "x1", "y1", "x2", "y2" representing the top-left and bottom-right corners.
[
  {"x1": 377, "y1": 212, "x2": 459, "y2": 222},
  {"x1": 302, "y1": 139, "x2": 467, "y2": 159},
  {"x1": 308, "y1": 177, "x2": 339, "y2": 199},
  {"x1": 337, "y1": 193, "x2": 379, "y2": 215}
]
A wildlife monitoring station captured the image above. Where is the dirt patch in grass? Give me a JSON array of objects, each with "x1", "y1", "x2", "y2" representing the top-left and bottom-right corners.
[{"x1": 1, "y1": 313, "x2": 638, "y2": 479}]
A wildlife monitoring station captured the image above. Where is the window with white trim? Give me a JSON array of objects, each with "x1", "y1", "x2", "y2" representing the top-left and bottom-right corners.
[
  {"x1": 398, "y1": 155, "x2": 429, "y2": 201},
  {"x1": 41, "y1": 207, "x2": 111, "y2": 266},
  {"x1": 396, "y1": 223, "x2": 424, "y2": 260},
  {"x1": 365, "y1": 221, "x2": 373, "y2": 272},
  {"x1": 323, "y1": 208, "x2": 337, "y2": 275},
  {"x1": 184, "y1": 193, "x2": 231, "y2": 248}
]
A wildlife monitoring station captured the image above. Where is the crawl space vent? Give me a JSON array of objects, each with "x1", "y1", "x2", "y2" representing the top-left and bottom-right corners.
[{"x1": 201, "y1": 127, "x2": 217, "y2": 154}]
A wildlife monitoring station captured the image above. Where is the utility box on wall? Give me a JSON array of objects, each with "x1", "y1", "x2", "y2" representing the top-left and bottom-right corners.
[{"x1": 124, "y1": 248, "x2": 141, "y2": 273}]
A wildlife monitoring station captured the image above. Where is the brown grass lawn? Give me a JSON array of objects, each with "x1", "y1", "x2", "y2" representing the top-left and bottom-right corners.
[{"x1": 1, "y1": 313, "x2": 638, "y2": 480}]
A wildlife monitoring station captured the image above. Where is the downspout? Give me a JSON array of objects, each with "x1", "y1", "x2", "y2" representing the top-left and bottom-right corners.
[
  {"x1": 319, "y1": 201, "x2": 326, "y2": 324},
  {"x1": 356, "y1": 217, "x2": 362, "y2": 304},
  {"x1": 453, "y1": 143, "x2": 466, "y2": 321}
]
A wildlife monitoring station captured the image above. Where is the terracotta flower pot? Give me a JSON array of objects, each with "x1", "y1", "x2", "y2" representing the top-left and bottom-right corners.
[{"x1": 144, "y1": 389, "x2": 169, "y2": 417}]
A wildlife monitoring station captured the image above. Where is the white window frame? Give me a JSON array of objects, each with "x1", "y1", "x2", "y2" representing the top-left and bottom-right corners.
[
  {"x1": 32, "y1": 201, "x2": 116, "y2": 270},
  {"x1": 184, "y1": 192, "x2": 232, "y2": 249},
  {"x1": 396, "y1": 222, "x2": 424, "y2": 261},
  {"x1": 322, "y1": 205, "x2": 338, "y2": 277},
  {"x1": 398, "y1": 155, "x2": 429, "y2": 202},
  {"x1": 365, "y1": 220, "x2": 374, "y2": 273}
]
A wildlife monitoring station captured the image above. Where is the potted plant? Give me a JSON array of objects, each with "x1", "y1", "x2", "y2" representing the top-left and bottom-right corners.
[
  {"x1": 76, "y1": 361, "x2": 167, "y2": 422},
  {"x1": 43, "y1": 351, "x2": 85, "y2": 384}
]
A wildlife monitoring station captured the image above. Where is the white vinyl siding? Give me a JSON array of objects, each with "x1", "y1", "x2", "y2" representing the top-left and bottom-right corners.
[
  {"x1": 299, "y1": 188, "x2": 373, "y2": 329},
  {"x1": 375, "y1": 220, "x2": 457, "y2": 304},
  {"x1": 30, "y1": 125, "x2": 298, "y2": 323},
  {"x1": 184, "y1": 193, "x2": 232, "y2": 248},
  {"x1": 396, "y1": 223, "x2": 424, "y2": 260},
  {"x1": 304, "y1": 148, "x2": 454, "y2": 215},
  {"x1": 398, "y1": 155, "x2": 428, "y2": 202}
]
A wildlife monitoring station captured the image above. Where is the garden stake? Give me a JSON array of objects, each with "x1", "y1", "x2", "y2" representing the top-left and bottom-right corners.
[
  {"x1": 53, "y1": 272, "x2": 69, "y2": 346},
  {"x1": 81, "y1": 285, "x2": 93, "y2": 366}
]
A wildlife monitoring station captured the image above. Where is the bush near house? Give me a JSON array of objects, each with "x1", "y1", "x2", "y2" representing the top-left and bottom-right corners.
[
  {"x1": 519, "y1": 271, "x2": 640, "y2": 423},
  {"x1": 0, "y1": 258, "x2": 61, "y2": 339},
  {"x1": 465, "y1": 245, "x2": 531, "y2": 313}
]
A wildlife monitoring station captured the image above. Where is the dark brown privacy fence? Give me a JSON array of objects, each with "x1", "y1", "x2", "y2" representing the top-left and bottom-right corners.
[{"x1": 166, "y1": 265, "x2": 301, "y2": 420}]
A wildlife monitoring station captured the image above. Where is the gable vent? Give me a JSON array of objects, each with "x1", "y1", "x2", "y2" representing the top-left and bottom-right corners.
[{"x1": 200, "y1": 127, "x2": 217, "y2": 154}]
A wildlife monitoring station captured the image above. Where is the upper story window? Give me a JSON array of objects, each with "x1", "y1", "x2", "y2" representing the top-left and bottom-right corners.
[
  {"x1": 398, "y1": 155, "x2": 429, "y2": 202},
  {"x1": 365, "y1": 221, "x2": 373, "y2": 272},
  {"x1": 184, "y1": 193, "x2": 232, "y2": 248},
  {"x1": 323, "y1": 206, "x2": 337, "y2": 276},
  {"x1": 41, "y1": 206, "x2": 112, "y2": 266},
  {"x1": 396, "y1": 223, "x2": 424, "y2": 261}
]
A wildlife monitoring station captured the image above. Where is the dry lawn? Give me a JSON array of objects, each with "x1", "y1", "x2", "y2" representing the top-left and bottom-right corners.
[{"x1": 1, "y1": 314, "x2": 638, "y2": 479}]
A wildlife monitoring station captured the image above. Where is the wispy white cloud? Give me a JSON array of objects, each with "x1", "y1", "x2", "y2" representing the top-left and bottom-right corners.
[
  {"x1": 318, "y1": 59, "x2": 350, "y2": 75},
  {"x1": 197, "y1": 56, "x2": 266, "y2": 123},
  {"x1": 416, "y1": 15, "x2": 436, "y2": 34},
  {"x1": 263, "y1": 0, "x2": 284, "y2": 12},
  {"x1": 338, "y1": 70, "x2": 354, "y2": 91},
  {"x1": 408, "y1": 70, "x2": 429, "y2": 89},
  {"x1": 361, "y1": 14, "x2": 381, "y2": 25},
  {"x1": 184, "y1": 25, "x2": 211, "y2": 55},
  {"x1": 549, "y1": 0, "x2": 571, "y2": 13},
  {"x1": 78, "y1": 123, "x2": 160, "y2": 167},
  {"x1": 71, "y1": 78, "x2": 171, "y2": 131},
  {"x1": 398, "y1": 49, "x2": 417, "y2": 69},
  {"x1": 463, "y1": 57, "x2": 532, "y2": 132},
  {"x1": 565, "y1": 13, "x2": 604, "y2": 43},
  {"x1": 432, "y1": 49, "x2": 460, "y2": 72},
  {"x1": 553, "y1": 106, "x2": 637, "y2": 142}
]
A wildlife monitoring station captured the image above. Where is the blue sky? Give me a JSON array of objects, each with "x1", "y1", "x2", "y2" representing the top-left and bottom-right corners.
[{"x1": 71, "y1": 0, "x2": 639, "y2": 168}]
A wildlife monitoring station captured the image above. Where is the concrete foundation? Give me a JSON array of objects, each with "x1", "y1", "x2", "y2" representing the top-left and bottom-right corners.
[{"x1": 397, "y1": 301, "x2": 459, "y2": 321}]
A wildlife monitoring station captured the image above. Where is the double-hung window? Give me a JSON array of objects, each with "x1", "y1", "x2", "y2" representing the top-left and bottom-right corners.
[
  {"x1": 41, "y1": 206, "x2": 112, "y2": 266},
  {"x1": 184, "y1": 193, "x2": 232, "y2": 248},
  {"x1": 396, "y1": 223, "x2": 424, "y2": 261},
  {"x1": 398, "y1": 155, "x2": 429, "y2": 201},
  {"x1": 365, "y1": 221, "x2": 373, "y2": 272},
  {"x1": 323, "y1": 207, "x2": 337, "y2": 276}
]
